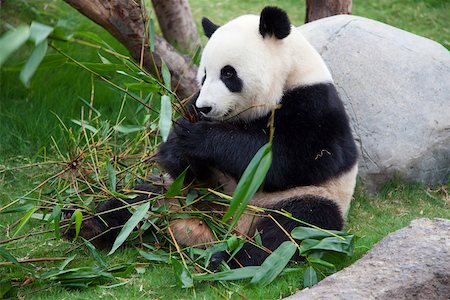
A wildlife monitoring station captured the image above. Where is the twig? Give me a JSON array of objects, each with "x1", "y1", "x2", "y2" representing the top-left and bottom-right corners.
[{"x1": 0, "y1": 257, "x2": 67, "y2": 266}]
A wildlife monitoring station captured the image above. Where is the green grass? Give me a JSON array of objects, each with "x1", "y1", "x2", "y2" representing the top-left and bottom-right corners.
[
  {"x1": 1, "y1": 0, "x2": 449, "y2": 299},
  {"x1": 1, "y1": 174, "x2": 448, "y2": 299}
]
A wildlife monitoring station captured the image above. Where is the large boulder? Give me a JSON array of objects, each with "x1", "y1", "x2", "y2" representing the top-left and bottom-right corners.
[
  {"x1": 285, "y1": 218, "x2": 450, "y2": 300},
  {"x1": 298, "y1": 16, "x2": 450, "y2": 191}
]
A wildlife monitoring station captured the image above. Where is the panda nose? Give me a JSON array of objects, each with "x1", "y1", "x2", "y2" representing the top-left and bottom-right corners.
[{"x1": 196, "y1": 106, "x2": 212, "y2": 115}]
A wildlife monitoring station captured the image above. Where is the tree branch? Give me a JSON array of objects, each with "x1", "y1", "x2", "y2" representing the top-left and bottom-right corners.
[
  {"x1": 64, "y1": 0, "x2": 198, "y2": 99},
  {"x1": 151, "y1": 0, "x2": 200, "y2": 53},
  {"x1": 305, "y1": 0, "x2": 352, "y2": 23}
]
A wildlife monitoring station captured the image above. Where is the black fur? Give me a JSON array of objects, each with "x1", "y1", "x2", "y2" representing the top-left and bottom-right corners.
[
  {"x1": 62, "y1": 184, "x2": 163, "y2": 250},
  {"x1": 220, "y1": 65, "x2": 243, "y2": 93},
  {"x1": 259, "y1": 6, "x2": 291, "y2": 39},
  {"x1": 158, "y1": 83, "x2": 358, "y2": 192},
  {"x1": 211, "y1": 195, "x2": 344, "y2": 268},
  {"x1": 202, "y1": 17, "x2": 220, "y2": 38}
]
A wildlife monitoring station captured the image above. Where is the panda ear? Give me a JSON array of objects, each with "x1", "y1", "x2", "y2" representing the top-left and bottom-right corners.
[
  {"x1": 202, "y1": 17, "x2": 220, "y2": 39},
  {"x1": 259, "y1": 6, "x2": 291, "y2": 39}
]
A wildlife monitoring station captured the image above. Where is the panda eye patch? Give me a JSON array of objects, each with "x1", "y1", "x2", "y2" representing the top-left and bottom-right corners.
[
  {"x1": 221, "y1": 65, "x2": 236, "y2": 79},
  {"x1": 220, "y1": 65, "x2": 242, "y2": 93}
]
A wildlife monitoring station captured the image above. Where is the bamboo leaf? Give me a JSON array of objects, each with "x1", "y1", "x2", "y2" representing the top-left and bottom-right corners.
[
  {"x1": 71, "y1": 119, "x2": 98, "y2": 134},
  {"x1": 301, "y1": 236, "x2": 354, "y2": 256},
  {"x1": 148, "y1": 18, "x2": 156, "y2": 52},
  {"x1": 0, "y1": 25, "x2": 30, "y2": 67},
  {"x1": 193, "y1": 266, "x2": 259, "y2": 281},
  {"x1": 29, "y1": 21, "x2": 53, "y2": 45},
  {"x1": 108, "y1": 202, "x2": 150, "y2": 255},
  {"x1": 59, "y1": 255, "x2": 76, "y2": 271},
  {"x1": 222, "y1": 143, "x2": 272, "y2": 230},
  {"x1": 112, "y1": 125, "x2": 145, "y2": 134},
  {"x1": 73, "y1": 210, "x2": 83, "y2": 240},
  {"x1": 165, "y1": 169, "x2": 187, "y2": 197},
  {"x1": 79, "y1": 97, "x2": 101, "y2": 117},
  {"x1": 84, "y1": 239, "x2": 108, "y2": 268},
  {"x1": 303, "y1": 266, "x2": 318, "y2": 287},
  {"x1": 0, "y1": 246, "x2": 20, "y2": 266},
  {"x1": 191, "y1": 46, "x2": 202, "y2": 65},
  {"x1": 139, "y1": 250, "x2": 169, "y2": 263},
  {"x1": 20, "y1": 41, "x2": 48, "y2": 86},
  {"x1": 107, "y1": 162, "x2": 117, "y2": 192},
  {"x1": 250, "y1": 241, "x2": 296, "y2": 286},
  {"x1": 0, "y1": 203, "x2": 34, "y2": 214},
  {"x1": 124, "y1": 82, "x2": 159, "y2": 93},
  {"x1": 51, "y1": 205, "x2": 61, "y2": 240},
  {"x1": 12, "y1": 206, "x2": 37, "y2": 237},
  {"x1": 308, "y1": 256, "x2": 336, "y2": 270},
  {"x1": 172, "y1": 259, "x2": 193, "y2": 288},
  {"x1": 291, "y1": 227, "x2": 349, "y2": 240},
  {"x1": 158, "y1": 95, "x2": 172, "y2": 142},
  {"x1": 161, "y1": 60, "x2": 171, "y2": 90}
]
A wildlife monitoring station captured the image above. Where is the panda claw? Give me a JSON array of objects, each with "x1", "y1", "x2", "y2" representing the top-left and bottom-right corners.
[{"x1": 210, "y1": 251, "x2": 230, "y2": 271}]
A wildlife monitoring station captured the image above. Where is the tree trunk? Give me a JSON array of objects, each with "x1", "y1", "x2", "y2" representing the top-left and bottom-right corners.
[
  {"x1": 64, "y1": 0, "x2": 198, "y2": 99},
  {"x1": 151, "y1": 0, "x2": 200, "y2": 53},
  {"x1": 305, "y1": 0, "x2": 352, "y2": 23}
]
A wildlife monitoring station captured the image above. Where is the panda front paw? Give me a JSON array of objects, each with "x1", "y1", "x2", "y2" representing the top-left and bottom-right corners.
[
  {"x1": 157, "y1": 129, "x2": 190, "y2": 178},
  {"x1": 173, "y1": 119, "x2": 211, "y2": 159}
]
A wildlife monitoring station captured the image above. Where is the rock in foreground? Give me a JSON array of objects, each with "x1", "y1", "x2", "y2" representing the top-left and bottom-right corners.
[{"x1": 285, "y1": 218, "x2": 450, "y2": 300}]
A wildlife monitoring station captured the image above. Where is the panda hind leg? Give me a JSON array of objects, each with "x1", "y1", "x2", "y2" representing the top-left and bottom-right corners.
[
  {"x1": 211, "y1": 195, "x2": 344, "y2": 269},
  {"x1": 61, "y1": 183, "x2": 164, "y2": 250}
]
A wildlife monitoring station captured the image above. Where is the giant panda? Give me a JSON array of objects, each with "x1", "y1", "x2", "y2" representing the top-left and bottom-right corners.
[{"x1": 64, "y1": 6, "x2": 358, "y2": 268}]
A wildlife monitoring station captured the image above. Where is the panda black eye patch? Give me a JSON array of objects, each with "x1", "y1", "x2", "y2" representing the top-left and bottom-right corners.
[{"x1": 220, "y1": 65, "x2": 242, "y2": 93}]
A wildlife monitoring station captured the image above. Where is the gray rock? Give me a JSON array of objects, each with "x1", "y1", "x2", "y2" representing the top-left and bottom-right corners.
[
  {"x1": 298, "y1": 16, "x2": 450, "y2": 192},
  {"x1": 284, "y1": 218, "x2": 450, "y2": 300}
]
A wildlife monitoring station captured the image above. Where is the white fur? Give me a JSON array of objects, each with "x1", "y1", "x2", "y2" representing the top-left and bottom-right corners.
[{"x1": 196, "y1": 15, "x2": 333, "y2": 121}]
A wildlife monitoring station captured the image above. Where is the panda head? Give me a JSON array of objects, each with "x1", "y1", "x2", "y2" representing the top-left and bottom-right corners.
[{"x1": 195, "y1": 6, "x2": 332, "y2": 122}]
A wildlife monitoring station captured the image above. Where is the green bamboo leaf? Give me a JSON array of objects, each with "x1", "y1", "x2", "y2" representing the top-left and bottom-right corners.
[
  {"x1": 20, "y1": 41, "x2": 48, "y2": 86},
  {"x1": 250, "y1": 241, "x2": 296, "y2": 286},
  {"x1": 73, "y1": 210, "x2": 83, "y2": 240},
  {"x1": 158, "y1": 95, "x2": 172, "y2": 142},
  {"x1": 223, "y1": 143, "x2": 272, "y2": 230},
  {"x1": 124, "y1": 82, "x2": 160, "y2": 93},
  {"x1": 161, "y1": 60, "x2": 171, "y2": 90},
  {"x1": 107, "y1": 162, "x2": 117, "y2": 192},
  {"x1": 71, "y1": 62, "x2": 128, "y2": 72},
  {"x1": 71, "y1": 119, "x2": 98, "y2": 133},
  {"x1": 108, "y1": 202, "x2": 150, "y2": 255},
  {"x1": 84, "y1": 239, "x2": 108, "y2": 268},
  {"x1": 79, "y1": 97, "x2": 101, "y2": 117},
  {"x1": 291, "y1": 227, "x2": 348, "y2": 240},
  {"x1": 59, "y1": 255, "x2": 76, "y2": 271},
  {"x1": 191, "y1": 46, "x2": 202, "y2": 65},
  {"x1": 172, "y1": 259, "x2": 193, "y2": 288},
  {"x1": 303, "y1": 266, "x2": 318, "y2": 287},
  {"x1": 51, "y1": 205, "x2": 61, "y2": 240},
  {"x1": 0, "y1": 203, "x2": 34, "y2": 214},
  {"x1": 148, "y1": 18, "x2": 156, "y2": 52},
  {"x1": 301, "y1": 236, "x2": 354, "y2": 256},
  {"x1": 308, "y1": 256, "x2": 336, "y2": 270},
  {"x1": 0, "y1": 25, "x2": 30, "y2": 67},
  {"x1": 193, "y1": 266, "x2": 259, "y2": 281},
  {"x1": 97, "y1": 52, "x2": 111, "y2": 64},
  {"x1": 165, "y1": 169, "x2": 187, "y2": 197},
  {"x1": 0, "y1": 246, "x2": 20, "y2": 266},
  {"x1": 185, "y1": 189, "x2": 198, "y2": 205},
  {"x1": 113, "y1": 125, "x2": 145, "y2": 134},
  {"x1": 12, "y1": 206, "x2": 37, "y2": 237},
  {"x1": 29, "y1": 21, "x2": 53, "y2": 45},
  {"x1": 139, "y1": 250, "x2": 169, "y2": 263}
]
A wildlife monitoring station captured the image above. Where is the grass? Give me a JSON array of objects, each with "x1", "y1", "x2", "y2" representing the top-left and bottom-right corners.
[{"x1": 1, "y1": 0, "x2": 449, "y2": 299}]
